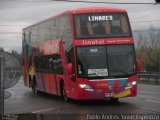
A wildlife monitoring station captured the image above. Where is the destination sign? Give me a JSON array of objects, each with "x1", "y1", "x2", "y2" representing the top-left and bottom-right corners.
[{"x1": 88, "y1": 15, "x2": 113, "y2": 22}]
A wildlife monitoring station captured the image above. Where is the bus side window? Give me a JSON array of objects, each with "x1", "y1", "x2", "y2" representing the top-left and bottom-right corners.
[
  {"x1": 49, "y1": 58, "x2": 54, "y2": 72},
  {"x1": 49, "y1": 54, "x2": 63, "y2": 74}
]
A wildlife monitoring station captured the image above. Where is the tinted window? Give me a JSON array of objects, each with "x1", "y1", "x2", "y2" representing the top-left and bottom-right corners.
[
  {"x1": 77, "y1": 46, "x2": 108, "y2": 77},
  {"x1": 107, "y1": 45, "x2": 136, "y2": 76},
  {"x1": 74, "y1": 13, "x2": 131, "y2": 39},
  {"x1": 34, "y1": 54, "x2": 63, "y2": 74},
  {"x1": 76, "y1": 44, "x2": 136, "y2": 78}
]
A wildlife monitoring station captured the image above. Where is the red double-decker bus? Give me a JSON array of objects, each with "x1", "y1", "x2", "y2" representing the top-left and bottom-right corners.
[{"x1": 22, "y1": 7, "x2": 141, "y2": 102}]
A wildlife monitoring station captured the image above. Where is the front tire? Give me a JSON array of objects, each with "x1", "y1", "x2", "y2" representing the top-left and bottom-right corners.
[
  {"x1": 110, "y1": 98, "x2": 119, "y2": 103},
  {"x1": 32, "y1": 81, "x2": 38, "y2": 95}
]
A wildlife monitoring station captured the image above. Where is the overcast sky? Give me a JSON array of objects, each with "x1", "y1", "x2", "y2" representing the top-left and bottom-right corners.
[{"x1": 0, "y1": 0, "x2": 159, "y2": 52}]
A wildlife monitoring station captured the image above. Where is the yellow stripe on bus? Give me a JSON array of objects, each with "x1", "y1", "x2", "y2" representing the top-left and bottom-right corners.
[{"x1": 114, "y1": 89, "x2": 131, "y2": 98}]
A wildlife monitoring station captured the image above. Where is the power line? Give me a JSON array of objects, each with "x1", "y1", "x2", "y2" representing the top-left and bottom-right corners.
[
  {"x1": 1, "y1": 19, "x2": 160, "y2": 27},
  {"x1": 131, "y1": 20, "x2": 160, "y2": 23},
  {"x1": 1, "y1": 0, "x2": 52, "y2": 2},
  {"x1": 1, "y1": 0, "x2": 156, "y2": 4},
  {"x1": 53, "y1": 0, "x2": 156, "y2": 4},
  {"x1": 0, "y1": 32, "x2": 21, "y2": 34},
  {"x1": 131, "y1": 4, "x2": 160, "y2": 21},
  {"x1": 1, "y1": 20, "x2": 160, "y2": 27},
  {"x1": 131, "y1": 5, "x2": 156, "y2": 21},
  {"x1": 0, "y1": 25, "x2": 29, "y2": 26},
  {"x1": 1, "y1": 19, "x2": 160, "y2": 35}
]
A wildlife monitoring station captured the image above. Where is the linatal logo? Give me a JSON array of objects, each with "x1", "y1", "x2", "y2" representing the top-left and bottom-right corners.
[{"x1": 82, "y1": 40, "x2": 105, "y2": 45}]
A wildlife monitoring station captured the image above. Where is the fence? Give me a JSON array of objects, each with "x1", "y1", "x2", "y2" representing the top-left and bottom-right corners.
[
  {"x1": 138, "y1": 72, "x2": 160, "y2": 85},
  {"x1": 0, "y1": 57, "x2": 5, "y2": 114}
]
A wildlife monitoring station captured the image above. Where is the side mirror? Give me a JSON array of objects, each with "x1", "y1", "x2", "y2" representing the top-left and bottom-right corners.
[
  {"x1": 68, "y1": 63, "x2": 73, "y2": 76},
  {"x1": 136, "y1": 59, "x2": 142, "y2": 74}
]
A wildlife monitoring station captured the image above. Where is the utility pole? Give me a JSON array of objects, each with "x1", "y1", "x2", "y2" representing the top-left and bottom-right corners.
[{"x1": 0, "y1": 57, "x2": 5, "y2": 115}]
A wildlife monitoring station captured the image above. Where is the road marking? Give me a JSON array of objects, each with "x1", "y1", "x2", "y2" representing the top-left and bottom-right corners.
[
  {"x1": 131, "y1": 97, "x2": 137, "y2": 100},
  {"x1": 32, "y1": 108, "x2": 56, "y2": 113},
  {"x1": 137, "y1": 106, "x2": 160, "y2": 113},
  {"x1": 145, "y1": 99, "x2": 160, "y2": 104},
  {"x1": 131, "y1": 97, "x2": 160, "y2": 104}
]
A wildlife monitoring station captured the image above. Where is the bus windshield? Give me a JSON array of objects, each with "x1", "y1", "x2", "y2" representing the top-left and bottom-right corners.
[
  {"x1": 76, "y1": 44, "x2": 136, "y2": 78},
  {"x1": 73, "y1": 13, "x2": 131, "y2": 39}
]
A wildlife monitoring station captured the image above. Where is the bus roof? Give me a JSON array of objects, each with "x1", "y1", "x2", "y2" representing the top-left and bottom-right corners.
[
  {"x1": 67, "y1": 7, "x2": 126, "y2": 14},
  {"x1": 23, "y1": 7, "x2": 126, "y2": 30}
]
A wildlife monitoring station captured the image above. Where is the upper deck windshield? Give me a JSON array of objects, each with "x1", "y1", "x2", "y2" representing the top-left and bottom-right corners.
[{"x1": 73, "y1": 13, "x2": 131, "y2": 39}]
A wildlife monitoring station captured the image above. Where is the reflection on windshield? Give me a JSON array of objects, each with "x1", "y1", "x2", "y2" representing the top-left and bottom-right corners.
[
  {"x1": 107, "y1": 45, "x2": 136, "y2": 76},
  {"x1": 77, "y1": 46, "x2": 108, "y2": 77},
  {"x1": 74, "y1": 13, "x2": 131, "y2": 39},
  {"x1": 76, "y1": 45, "x2": 136, "y2": 78}
]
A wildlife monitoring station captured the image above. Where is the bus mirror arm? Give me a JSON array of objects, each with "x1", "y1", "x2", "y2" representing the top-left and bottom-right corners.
[
  {"x1": 136, "y1": 59, "x2": 142, "y2": 74},
  {"x1": 71, "y1": 74, "x2": 76, "y2": 81}
]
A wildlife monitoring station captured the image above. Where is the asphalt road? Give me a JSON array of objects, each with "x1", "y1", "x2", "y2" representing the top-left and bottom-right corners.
[{"x1": 4, "y1": 77, "x2": 160, "y2": 119}]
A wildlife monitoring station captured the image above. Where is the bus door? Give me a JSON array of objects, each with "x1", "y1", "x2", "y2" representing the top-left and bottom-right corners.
[{"x1": 67, "y1": 47, "x2": 77, "y2": 96}]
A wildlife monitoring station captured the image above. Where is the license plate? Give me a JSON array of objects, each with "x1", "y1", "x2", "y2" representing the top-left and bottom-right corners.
[{"x1": 105, "y1": 93, "x2": 114, "y2": 97}]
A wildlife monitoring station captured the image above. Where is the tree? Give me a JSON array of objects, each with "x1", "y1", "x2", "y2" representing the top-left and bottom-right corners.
[
  {"x1": 0, "y1": 47, "x2": 4, "y2": 52},
  {"x1": 136, "y1": 25, "x2": 160, "y2": 72},
  {"x1": 11, "y1": 50, "x2": 22, "y2": 66}
]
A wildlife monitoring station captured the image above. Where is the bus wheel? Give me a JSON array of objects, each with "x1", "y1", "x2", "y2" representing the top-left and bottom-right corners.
[
  {"x1": 32, "y1": 81, "x2": 38, "y2": 95},
  {"x1": 110, "y1": 98, "x2": 119, "y2": 103},
  {"x1": 62, "y1": 83, "x2": 69, "y2": 102}
]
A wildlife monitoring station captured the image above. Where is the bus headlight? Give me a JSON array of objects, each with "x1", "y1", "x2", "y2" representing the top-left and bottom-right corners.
[
  {"x1": 131, "y1": 81, "x2": 137, "y2": 86},
  {"x1": 78, "y1": 84, "x2": 92, "y2": 89},
  {"x1": 126, "y1": 81, "x2": 137, "y2": 87}
]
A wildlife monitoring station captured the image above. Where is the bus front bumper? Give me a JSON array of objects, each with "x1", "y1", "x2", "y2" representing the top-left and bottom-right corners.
[{"x1": 74, "y1": 85, "x2": 137, "y2": 100}]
